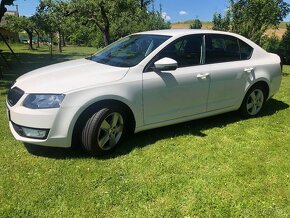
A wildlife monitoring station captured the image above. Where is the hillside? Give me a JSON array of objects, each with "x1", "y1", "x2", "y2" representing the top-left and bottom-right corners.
[{"x1": 171, "y1": 21, "x2": 289, "y2": 38}]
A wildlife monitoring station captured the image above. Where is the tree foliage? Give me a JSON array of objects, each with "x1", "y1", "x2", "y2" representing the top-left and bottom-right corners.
[
  {"x1": 36, "y1": 0, "x2": 71, "y2": 53},
  {"x1": 69, "y1": 0, "x2": 169, "y2": 46},
  {"x1": 212, "y1": 12, "x2": 230, "y2": 31},
  {"x1": 5, "y1": 15, "x2": 35, "y2": 49},
  {"x1": 261, "y1": 34, "x2": 280, "y2": 53},
  {"x1": 228, "y1": 0, "x2": 290, "y2": 44},
  {"x1": 280, "y1": 24, "x2": 290, "y2": 64},
  {"x1": 0, "y1": 0, "x2": 15, "y2": 22},
  {"x1": 190, "y1": 19, "x2": 202, "y2": 29},
  {"x1": 140, "y1": 0, "x2": 152, "y2": 9}
]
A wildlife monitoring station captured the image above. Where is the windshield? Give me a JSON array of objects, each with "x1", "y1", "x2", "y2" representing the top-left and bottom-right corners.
[{"x1": 89, "y1": 34, "x2": 171, "y2": 67}]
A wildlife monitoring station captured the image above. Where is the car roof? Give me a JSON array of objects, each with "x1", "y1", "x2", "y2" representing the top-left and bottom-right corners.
[
  {"x1": 134, "y1": 29, "x2": 264, "y2": 51},
  {"x1": 135, "y1": 29, "x2": 237, "y2": 37}
]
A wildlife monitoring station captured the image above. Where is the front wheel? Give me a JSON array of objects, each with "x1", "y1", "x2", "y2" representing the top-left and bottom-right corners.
[
  {"x1": 240, "y1": 85, "x2": 266, "y2": 118},
  {"x1": 81, "y1": 107, "x2": 127, "y2": 156}
]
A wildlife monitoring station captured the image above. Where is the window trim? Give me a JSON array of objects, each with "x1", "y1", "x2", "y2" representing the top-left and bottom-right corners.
[{"x1": 143, "y1": 33, "x2": 254, "y2": 72}]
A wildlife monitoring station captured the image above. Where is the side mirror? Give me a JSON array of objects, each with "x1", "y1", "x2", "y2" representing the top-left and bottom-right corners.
[{"x1": 154, "y1": 57, "x2": 178, "y2": 71}]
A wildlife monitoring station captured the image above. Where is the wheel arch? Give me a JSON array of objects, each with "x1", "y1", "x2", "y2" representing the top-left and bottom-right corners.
[
  {"x1": 239, "y1": 79, "x2": 270, "y2": 111},
  {"x1": 70, "y1": 98, "x2": 137, "y2": 148},
  {"x1": 245, "y1": 79, "x2": 270, "y2": 100}
]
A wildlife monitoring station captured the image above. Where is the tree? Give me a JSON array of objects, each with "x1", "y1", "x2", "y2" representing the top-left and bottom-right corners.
[
  {"x1": 5, "y1": 15, "x2": 35, "y2": 49},
  {"x1": 228, "y1": 0, "x2": 290, "y2": 44},
  {"x1": 190, "y1": 19, "x2": 202, "y2": 29},
  {"x1": 34, "y1": 2, "x2": 59, "y2": 59},
  {"x1": 71, "y1": 0, "x2": 117, "y2": 46},
  {"x1": 37, "y1": 0, "x2": 71, "y2": 53},
  {"x1": 69, "y1": 0, "x2": 170, "y2": 46},
  {"x1": 261, "y1": 34, "x2": 280, "y2": 53},
  {"x1": 115, "y1": 2, "x2": 170, "y2": 38},
  {"x1": 212, "y1": 12, "x2": 230, "y2": 31},
  {"x1": 30, "y1": 15, "x2": 44, "y2": 48},
  {"x1": 31, "y1": 0, "x2": 170, "y2": 48},
  {"x1": 140, "y1": 0, "x2": 152, "y2": 9},
  {"x1": 280, "y1": 24, "x2": 290, "y2": 64},
  {"x1": 0, "y1": 0, "x2": 14, "y2": 22}
]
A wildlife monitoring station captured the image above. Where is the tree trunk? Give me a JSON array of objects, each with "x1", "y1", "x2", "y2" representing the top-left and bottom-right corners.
[
  {"x1": 102, "y1": 29, "x2": 110, "y2": 46},
  {"x1": 0, "y1": 0, "x2": 14, "y2": 22},
  {"x1": 35, "y1": 31, "x2": 40, "y2": 48},
  {"x1": 58, "y1": 31, "x2": 62, "y2": 53},
  {"x1": 99, "y1": 3, "x2": 110, "y2": 46},
  {"x1": 50, "y1": 33, "x2": 53, "y2": 60},
  {"x1": 27, "y1": 31, "x2": 33, "y2": 50},
  {"x1": 62, "y1": 33, "x2": 66, "y2": 47},
  {"x1": 0, "y1": 67, "x2": 3, "y2": 80}
]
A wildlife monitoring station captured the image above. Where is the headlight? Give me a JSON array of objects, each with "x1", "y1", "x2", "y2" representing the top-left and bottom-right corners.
[{"x1": 23, "y1": 94, "x2": 65, "y2": 109}]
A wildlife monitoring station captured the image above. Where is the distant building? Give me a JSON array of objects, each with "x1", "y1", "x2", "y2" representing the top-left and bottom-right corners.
[{"x1": 0, "y1": 10, "x2": 19, "y2": 43}]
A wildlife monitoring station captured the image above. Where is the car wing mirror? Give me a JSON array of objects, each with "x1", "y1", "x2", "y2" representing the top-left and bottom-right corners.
[{"x1": 154, "y1": 57, "x2": 178, "y2": 71}]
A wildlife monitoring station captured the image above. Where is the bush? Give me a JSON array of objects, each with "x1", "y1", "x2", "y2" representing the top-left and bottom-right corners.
[
  {"x1": 261, "y1": 34, "x2": 281, "y2": 53},
  {"x1": 280, "y1": 24, "x2": 290, "y2": 64}
]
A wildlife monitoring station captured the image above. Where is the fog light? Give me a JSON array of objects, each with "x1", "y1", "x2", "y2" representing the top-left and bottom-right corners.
[
  {"x1": 22, "y1": 127, "x2": 47, "y2": 139},
  {"x1": 12, "y1": 123, "x2": 49, "y2": 139}
]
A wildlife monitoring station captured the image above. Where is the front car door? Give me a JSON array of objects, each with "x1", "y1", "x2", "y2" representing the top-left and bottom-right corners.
[{"x1": 142, "y1": 35, "x2": 210, "y2": 124}]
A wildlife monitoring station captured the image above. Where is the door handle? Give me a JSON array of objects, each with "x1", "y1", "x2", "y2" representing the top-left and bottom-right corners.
[
  {"x1": 244, "y1": 67, "x2": 254, "y2": 73},
  {"x1": 197, "y1": 73, "x2": 210, "y2": 80}
]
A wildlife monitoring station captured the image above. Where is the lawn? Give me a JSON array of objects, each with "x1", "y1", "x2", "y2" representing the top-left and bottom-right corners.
[{"x1": 0, "y1": 44, "x2": 289, "y2": 217}]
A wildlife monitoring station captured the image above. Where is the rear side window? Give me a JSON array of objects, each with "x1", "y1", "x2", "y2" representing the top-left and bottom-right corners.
[
  {"x1": 205, "y1": 34, "x2": 240, "y2": 64},
  {"x1": 239, "y1": 40, "x2": 253, "y2": 60}
]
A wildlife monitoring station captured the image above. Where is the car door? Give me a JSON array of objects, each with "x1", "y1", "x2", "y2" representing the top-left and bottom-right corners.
[
  {"x1": 142, "y1": 35, "x2": 210, "y2": 125},
  {"x1": 204, "y1": 34, "x2": 254, "y2": 111}
]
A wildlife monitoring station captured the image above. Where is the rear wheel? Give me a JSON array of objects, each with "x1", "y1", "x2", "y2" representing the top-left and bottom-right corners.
[
  {"x1": 240, "y1": 85, "x2": 266, "y2": 118},
  {"x1": 81, "y1": 106, "x2": 127, "y2": 156}
]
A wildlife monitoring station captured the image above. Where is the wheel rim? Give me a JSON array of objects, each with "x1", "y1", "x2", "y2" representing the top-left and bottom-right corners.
[
  {"x1": 246, "y1": 89, "x2": 264, "y2": 116},
  {"x1": 97, "y1": 112, "x2": 124, "y2": 151}
]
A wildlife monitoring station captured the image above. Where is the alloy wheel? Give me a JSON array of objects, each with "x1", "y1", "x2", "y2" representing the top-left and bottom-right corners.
[
  {"x1": 97, "y1": 112, "x2": 124, "y2": 150},
  {"x1": 246, "y1": 89, "x2": 264, "y2": 116}
]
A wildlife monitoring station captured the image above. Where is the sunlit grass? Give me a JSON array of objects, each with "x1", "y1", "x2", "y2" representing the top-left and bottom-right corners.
[{"x1": 0, "y1": 44, "x2": 289, "y2": 217}]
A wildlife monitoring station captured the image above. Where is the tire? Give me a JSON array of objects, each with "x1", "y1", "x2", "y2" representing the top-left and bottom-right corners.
[
  {"x1": 81, "y1": 106, "x2": 127, "y2": 156},
  {"x1": 240, "y1": 84, "x2": 266, "y2": 118}
]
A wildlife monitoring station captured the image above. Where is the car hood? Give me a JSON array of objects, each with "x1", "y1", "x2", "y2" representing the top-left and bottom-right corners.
[{"x1": 15, "y1": 59, "x2": 129, "y2": 93}]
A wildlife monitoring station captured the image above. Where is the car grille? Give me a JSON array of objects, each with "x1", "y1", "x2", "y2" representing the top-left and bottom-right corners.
[{"x1": 7, "y1": 87, "x2": 24, "y2": 106}]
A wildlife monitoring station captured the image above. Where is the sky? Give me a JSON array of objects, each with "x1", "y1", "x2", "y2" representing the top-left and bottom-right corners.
[{"x1": 6, "y1": 0, "x2": 290, "y2": 22}]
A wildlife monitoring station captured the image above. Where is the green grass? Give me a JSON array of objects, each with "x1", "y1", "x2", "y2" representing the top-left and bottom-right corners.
[
  {"x1": 0, "y1": 44, "x2": 290, "y2": 217},
  {"x1": 0, "y1": 43, "x2": 96, "y2": 78}
]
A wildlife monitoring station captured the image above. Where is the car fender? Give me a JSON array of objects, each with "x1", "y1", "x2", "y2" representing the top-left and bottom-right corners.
[{"x1": 63, "y1": 91, "x2": 141, "y2": 147}]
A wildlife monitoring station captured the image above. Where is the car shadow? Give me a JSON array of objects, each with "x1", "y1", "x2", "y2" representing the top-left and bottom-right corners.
[
  {"x1": 24, "y1": 144, "x2": 91, "y2": 159},
  {"x1": 24, "y1": 98, "x2": 289, "y2": 160},
  {"x1": 107, "y1": 98, "x2": 289, "y2": 159}
]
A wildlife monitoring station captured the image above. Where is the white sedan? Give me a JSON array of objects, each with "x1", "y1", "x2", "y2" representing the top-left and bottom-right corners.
[{"x1": 6, "y1": 29, "x2": 282, "y2": 156}]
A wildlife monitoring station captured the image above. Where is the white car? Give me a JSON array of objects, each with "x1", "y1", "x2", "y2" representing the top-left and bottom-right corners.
[{"x1": 6, "y1": 29, "x2": 282, "y2": 156}]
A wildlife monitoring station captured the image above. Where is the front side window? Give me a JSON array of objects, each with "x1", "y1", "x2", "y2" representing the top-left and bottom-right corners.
[
  {"x1": 205, "y1": 34, "x2": 240, "y2": 64},
  {"x1": 145, "y1": 34, "x2": 203, "y2": 71},
  {"x1": 89, "y1": 34, "x2": 171, "y2": 67},
  {"x1": 159, "y1": 35, "x2": 203, "y2": 68}
]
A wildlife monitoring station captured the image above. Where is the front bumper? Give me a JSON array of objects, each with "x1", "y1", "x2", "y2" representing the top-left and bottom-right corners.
[{"x1": 6, "y1": 99, "x2": 73, "y2": 148}]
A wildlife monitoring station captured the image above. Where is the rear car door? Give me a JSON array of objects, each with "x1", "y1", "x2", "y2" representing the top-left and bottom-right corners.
[{"x1": 205, "y1": 34, "x2": 254, "y2": 111}]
